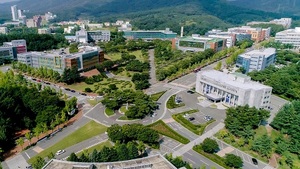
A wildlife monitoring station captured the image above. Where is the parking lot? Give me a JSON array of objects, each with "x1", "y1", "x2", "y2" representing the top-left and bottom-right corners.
[
  {"x1": 159, "y1": 137, "x2": 183, "y2": 155},
  {"x1": 182, "y1": 111, "x2": 213, "y2": 125}
]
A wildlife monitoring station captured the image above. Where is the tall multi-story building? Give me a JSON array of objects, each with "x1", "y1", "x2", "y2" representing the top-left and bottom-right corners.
[
  {"x1": 196, "y1": 70, "x2": 272, "y2": 109},
  {"x1": 17, "y1": 46, "x2": 104, "y2": 73},
  {"x1": 0, "y1": 46, "x2": 17, "y2": 62},
  {"x1": 38, "y1": 28, "x2": 51, "y2": 34},
  {"x1": 26, "y1": 16, "x2": 42, "y2": 28},
  {"x1": 2, "y1": 40, "x2": 27, "y2": 54},
  {"x1": 11, "y1": 5, "x2": 18, "y2": 21},
  {"x1": 228, "y1": 26, "x2": 271, "y2": 42},
  {"x1": 0, "y1": 27, "x2": 8, "y2": 34},
  {"x1": 275, "y1": 27, "x2": 300, "y2": 48},
  {"x1": 75, "y1": 30, "x2": 110, "y2": 43},
  {"x1": 173, "y1": 35, "x2": 226, "y2": 52},
  {"x1": 236, "y1": 48, "x2": 276, "y2": 73},
  {"x1": 123, "y1": 28, "x2": 177, "y2": 40},
  {"x1": 247, "y1": 18, "x2": 292, "y2": 29}
]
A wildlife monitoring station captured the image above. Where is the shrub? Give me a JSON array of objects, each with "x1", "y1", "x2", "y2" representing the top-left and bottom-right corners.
[
  {"x1": 202, "y1": 138, "x2": 219, "y2": 153},
  {"x1": 85, "y1": 87, "x2": 93, "y2": 93},
  {"x1": 85, "y1": 77, "x2": 94, "y2": 84}
]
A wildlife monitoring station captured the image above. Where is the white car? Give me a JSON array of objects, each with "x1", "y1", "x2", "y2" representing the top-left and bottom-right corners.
[{"x1": 56, "y1": 150, "x2": 65, "y2": 156}]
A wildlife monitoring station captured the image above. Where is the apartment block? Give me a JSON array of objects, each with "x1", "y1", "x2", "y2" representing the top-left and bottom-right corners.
[
  {"x1": 2, "y1": 40, "x2": 27, "y2": 54},
  {"x1": 0, "y1": 27, "x2": 8, "y2": 34},
  {"x1": 236, "y1": 48, "x2": 276, "y2": 73},
  {"x1": 76, "y1": 30, "x2": 110, "y2": 43},
  {"x1": 228, "y1": 26, "x2": 271, "y2": 42}
]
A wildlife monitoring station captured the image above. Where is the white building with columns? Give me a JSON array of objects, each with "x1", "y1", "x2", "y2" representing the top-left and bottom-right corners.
[{"x1": 196, "y1": 70, "x2": 272, "y2": 109}]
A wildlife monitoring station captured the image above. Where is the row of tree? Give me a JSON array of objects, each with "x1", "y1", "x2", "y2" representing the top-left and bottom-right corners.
[
  {"x1": 101, "y1": 90, "x2": 157, "y2": 119},
  {"x1": 0, "y1": 71, "x2": 77, "y2": 155},
  {"x1": 67, "y1": 141, "x2": 145, "y2": 163}
]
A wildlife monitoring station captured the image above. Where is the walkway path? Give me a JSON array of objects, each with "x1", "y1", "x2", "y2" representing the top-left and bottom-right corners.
[
  {"x1": 172, "y1": 122, "x2": 225, "y2": 157},
  {"x1": 148, "y1": 49, "x2": 157, "y2": 85}
]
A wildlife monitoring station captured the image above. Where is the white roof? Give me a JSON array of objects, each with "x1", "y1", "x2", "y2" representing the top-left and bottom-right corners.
[
  {"x1": 199, "y1": 70, "x2": 272, "y2": 90},
  {"x1": 239, "y1": 48, "x2": 276, "y2": 59}
]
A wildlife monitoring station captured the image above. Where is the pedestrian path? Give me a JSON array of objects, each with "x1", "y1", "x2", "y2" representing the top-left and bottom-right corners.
[{"x1": 172, "y1": 122, "x2": 225, "y2": 157}]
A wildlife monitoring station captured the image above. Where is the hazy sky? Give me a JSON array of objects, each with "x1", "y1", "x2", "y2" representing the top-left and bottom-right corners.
[{"x1": 0, "y1": 0, "x2": 19, "y2": 4}]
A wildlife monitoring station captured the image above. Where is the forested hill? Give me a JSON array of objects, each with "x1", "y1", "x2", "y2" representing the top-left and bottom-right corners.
[
  {"x1": 0, "y1": 0, "x2": 285, "y2": 34},
  {"x1": 228, "y1": 0, "x2": 300, "y2": 16}
]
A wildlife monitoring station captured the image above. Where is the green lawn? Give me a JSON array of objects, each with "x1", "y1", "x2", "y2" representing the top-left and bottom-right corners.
[
  {"x1": 150, "y1": 91, "x2": 167, "y2": 101},
  {"x1": 106, "y1": 50, "x2": 147, "y2": 62},
  {"x1": 67, "y1": 82, "x2": 94, "y2": 92},
  {"x1": 167, "y1": 95, "x2": 185, "y2": 109},
  {"x1": 28, "y1": 121, "x2": 107, "y2": 163},
  {"x1": 148, "y1": 120, "x2": 190, "y2": 144},
  {"x1": 88, "y1": 99, "x2": 100, "y2": 106},
  {"x1": 105, "y1": 108, "x2": 115, "y2": 116},
  {"x1": 76, "y1": 140, "x2": 112, "y2": 157},
  {"x1": 118, "y1": 115, "x2": 137, "y2": 121},
  {"x1": 120, "y1": 106, "x2": 128, "y2": 113}
]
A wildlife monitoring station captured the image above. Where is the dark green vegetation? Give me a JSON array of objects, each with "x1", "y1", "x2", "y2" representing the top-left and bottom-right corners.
[
  {"x1": 193, "y1": 138, "x2": 237, "y2": 169},
  {"x1": 167, "y1": 95, "x2": 185, "y2": 109},
  {"x1": 224, "y1": 154, "x2": 243, "y2": 169},
  {"x1": 271, "y1": 101, "x2": 300, "y2": 156},
  {"x1": 248, "y1": 64, "x2": 300, "y2": 100},
  {"x1": 1, "y1": 0, "x2": 285, "y2": 34},
  {"x1": 261, "y1": 41, "x2": 293, "y2": 50},
  {"x1": 172, "y1": 110, "x2": 216, "y2": 135},
  {"x1": 273, "y1": 50, "x2": 300, "y2": 65},
  {"x1": 148, "y1": 120, "x2": 190, "y2": 144},
  {"x1": 0, "y1": 33, "x2": 68, "y2": 51},
  {"x1": 224, "y1": 105, "x2": 270, "y2": 139},
  {"x1": 107, "y1": 124, "x2": 159, "y2": 145},
  {"x1": 0, "y1": 71, "x2": 76, "y2": 157},
  {"x1": 101, "y1": 90, "x2": 157, "y2": 119},
  {"x1": 165, "y1": 154, "x2": 192, "y2": 169},
  {"x1": 67, "y1": 141, "x2": 143, "y2": 163}
]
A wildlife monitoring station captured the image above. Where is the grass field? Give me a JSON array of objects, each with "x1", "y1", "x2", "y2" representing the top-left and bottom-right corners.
[
  {"x1": 105, "y1": 50, "x2": 147, "y2": 62},
  {"x1": 28, "y1": 121, "x2": 107, "y2": 163},
  {"x1": 88, "y1": 99, "x2": 100, "y2": 106},
  {"x1": 67, "y1": 82, "x2": 94, "y2": 92},
  {"x1": 76, "y1": 140, "x2": 112, "y2": 157},
  {"x1": 105, "y1": 108, "x2": 115, "y2": 116},
  {"x1": 148, "y1": 120, "x2": 190, "y2": 144},
  {"x1": 167, "y1": 95, "x2": 185, "y2": 109},
  {"x1": 120, "y1": 106, "x2": 127, "y2": 113},
  {"x1": 150, "y1": 91, "x2": 167, "y2": 101}
]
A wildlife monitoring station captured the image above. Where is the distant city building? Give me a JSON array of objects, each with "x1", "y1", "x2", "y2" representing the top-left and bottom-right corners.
[
  {"x1": 87, "y1": 23, "x2": 103, "y2": 30},
  {"x1": 42, "y1": 154, "x2": 176, "y2": 169},
  {"x1": 236, "y1": 48, "x2": 276, "y2": 73},
  {"x1": 2, "y1": 40, "x2": 27, "y2": 54},
  {"x1": 64, "y1": 26, "x2": 76, "y2": 34},
  {"x1": 11, "y1": 5, "x2": 18, "y2": 21},
  {"x1": 118, "y1": 23, "x2": 132, "y2": 32},
  {"x1": 26, "y1": 16, "x2": 42, "y2": 28},
  {"x1": 104, "y1": 22, "x2": 110, "y2": 27},
  {"x1": 228, "y1": 26, "x2": 271, "y2": 42},
  {"x1": 247, "y1": 18, "x2": 292, "y2": 29},
  {"x1": 235, "y1": 33, "x2": 252, "y2": 42},
  {"x1": 0, "y1": 27, "x2": 8, "y2": 34},
  {"x1": 115, "y1": 20, "x2": 124, "y2": 26},
  {"x1": 44, "y1": 12, "x2": 57, "y2": 21},
  {"x1": 17, "y1": 46, "x2": 104, "y2": 73},
  {"x1": 0, "y1": 46, "x2": 17, "y2": 61},
  {"x1": 275, "y1": 27, "x2": 300, "y2": 48},
  {"x1": 75, "y1": 29, "x2": 110, "y2": 43},
  {"x1": 196, "y1": 70, "x2": 272, "y2": 109},
  {"x1": 173, "y1": 35, "x2": 226, "y2": 52},
  {"x1": 38, "y1": 28, "x2": 51, "y2": 34},
  {"x1": 123, "y1": 28, "x2": 177, "y2": 40}
]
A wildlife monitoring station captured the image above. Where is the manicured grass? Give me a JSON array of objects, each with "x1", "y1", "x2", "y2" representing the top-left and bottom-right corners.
[
  {"x1": 118, "y1": 115, "x2": 137, "y2": 121},
  {"x1": 106, "y1": 50, "x2": 146, "y2": 62},
  {"x1": 150, "y1": 91, "x2": 167, "y2": 101},
  {"x1": 67, "y1": 82, "x2": 94, "y2": 92},
  {"x1": 172, "y1": 110, "x2": 216, "y2": 135},
  {"x1": 148, "y1": 120, "x2": 190, "y2": 144},
  {"x1": 105, "y1": 108, "x2": 115, "y2": 116},
  {"x1": 28, "y1": 121, "x2": 107, "y2": 163},
  {"x1": 193, "y1": 145, "x2": 231, "y2": 169},
  {"x1": 76, "y1": 140, "x2": 112, "y2": 156},
  {"x1": 167, "y1": 95, "x2": 185, "y2": 109},
  {"x1": 88, "y1": 99, "x2": 100, "y2": 106},
  {"x1": 120, "y1": 106, "x2": 128, "y2": 113}
]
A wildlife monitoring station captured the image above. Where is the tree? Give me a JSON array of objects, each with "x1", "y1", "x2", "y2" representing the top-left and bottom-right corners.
[
  {"x1": 67, "y1": 152, "x2": 79, "y2": 162},
  {"x1": 214, "y1": 61, "x2": 222, "y2": 71},
  {"x1": 127, "y1": 142, "x2": 139, "y2": 159},
  {"x1": 25, "y1": 132, "x2": 33, "y2": 145},
  {"x1": 251, "y1": 134, "x2": 273, "y2": 157},
  {"x1": 85, "y1": 87, "x2": 93, "y2": 93},
  {"x1": 201, "y1": 138, "x2": 219, "y2": 153},
  {"x1": 224, "y1": 154, "x2": 243, "y2": 168},
  {"x1": 61, "y1": 67, "x2": 80, "y2": 85},
  {"x1": 16, "y1": 137, "x2": 24, "y2": 150},
  {"x1": 90, "y1": 149, "x2": 98, "y2": 162},
  {"x1": 137, "y1": 141, "x2": 146, "y2": 155},
  {"x1": 31, "y1": 156, "x2": 46, "y2": 169},
  {"x1": 107, "y1": 124, "x2": 124, "y2": 142},
  {"x1": 47, "y1": 152, "x2": 55, "y2": 160}
]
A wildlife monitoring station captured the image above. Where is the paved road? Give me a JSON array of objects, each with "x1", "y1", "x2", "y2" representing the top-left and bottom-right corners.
[
  {"x1": 148, "y1": 49, "x2": 157, "y2": 85},
  {"x1": 183, "y1": 150, "x2": 223, "y2": 169},
  {"x1": 166, "y1": 121, "x2": 198, "y2": 141},
  {"x1": 267, "y1": 95, "x2": 289, "y2": 124}
]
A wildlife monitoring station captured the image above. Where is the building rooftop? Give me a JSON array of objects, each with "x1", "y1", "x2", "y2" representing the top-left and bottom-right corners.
[
  {"x1": 42, "y1": 154, "x2": 176, "y2": 169},
  {"x1": 276, "y1": 27, "x2": 300, "y2": 35},
  {"x1": 179, "y1": 36, "x2": 223, "y2": 43},
  {"x1": 124, "y1": 28, "x2": 176, "y2": 35},
  {"x1": 198, "y1": 70, "x2": 272, "y2": 90},
  {"x1": 239, "y1": 48, "x2": 276, "y2": 59}
]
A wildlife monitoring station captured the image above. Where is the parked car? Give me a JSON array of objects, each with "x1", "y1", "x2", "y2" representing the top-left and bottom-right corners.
[
  {"x1": 65, "y1": 88, "x2": 71, "y2": 91},
  {"x1": 187, "y1": 90, "x2": 195, "y2": 94},
  {"x1": 32, "y1": 78, "x2": 36, "y2": 81},
  {"x1": 80, "y1": 93, "x2": 87, "y2": 96},
  {"x1": 70, "y1": 90, "x2": 76, "y2": 93},
  {"x1": 252, "y1": 158, "x2": 258, "y2": 165},
  {"x1": 204, "y1": 115, "x2": 213, "y2": 121},
  {"x1": 188, "y1": 117, "x2": 195, "y2": 121},
  {"x1": 56, "y1": 150, "x2": 65, "y2": 156}
]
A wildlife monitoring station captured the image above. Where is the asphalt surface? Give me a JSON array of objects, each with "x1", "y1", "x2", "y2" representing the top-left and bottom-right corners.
[
  {"x1": 183, "y1": 150, "x2": 223, "y2": 169},
  {"x1": 148, "y1": 49, "x2": 157, "y2": 85}
]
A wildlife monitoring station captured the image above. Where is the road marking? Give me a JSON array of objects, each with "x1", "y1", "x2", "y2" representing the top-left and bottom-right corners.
[
  {"x1": 84, "y1": 114, "x2": 110, "y2": 127},
  {"x1": 200, "y1": 160, "x2": 209, "y2": 166},
  {"x1": 25, "y1": 152, "x2": 30, "y2": 159}
]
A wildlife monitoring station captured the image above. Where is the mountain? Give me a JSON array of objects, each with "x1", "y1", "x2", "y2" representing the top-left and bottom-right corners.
[
  {"x1": 228, "y1": 0, "x2": 300, "y2": 16},
  {"x1": 0, "y1": 0, "x2": 285, "y2": 34}
]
